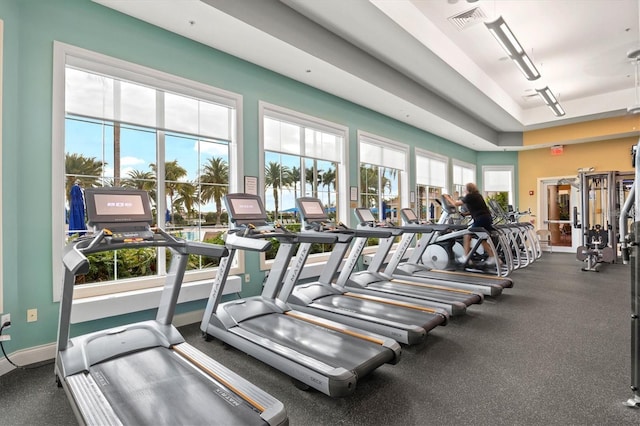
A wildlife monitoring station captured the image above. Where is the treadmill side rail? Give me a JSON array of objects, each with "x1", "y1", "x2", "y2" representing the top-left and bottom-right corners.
[{"x1": 66, "y1": 374, "x2": 123, "y2": 426}]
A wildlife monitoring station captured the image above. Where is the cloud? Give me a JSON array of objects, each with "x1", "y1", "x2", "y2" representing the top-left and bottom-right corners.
[
  {"x1": 120, "y1": 156, "x2": 146, "y2": 167},
  {"x1": 196, "y1": 141, "x2": 228, "y2": 157}
]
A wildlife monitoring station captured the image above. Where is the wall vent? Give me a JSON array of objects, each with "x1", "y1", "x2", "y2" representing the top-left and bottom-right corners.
[{"x1": 447, "y1": 7, "x2": 487, "y2": 31}]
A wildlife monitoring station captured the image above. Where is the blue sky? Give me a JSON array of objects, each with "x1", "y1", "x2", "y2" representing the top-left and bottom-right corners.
[{"x1": 66, "y1": 118, "x2": 229, "y2": 212}]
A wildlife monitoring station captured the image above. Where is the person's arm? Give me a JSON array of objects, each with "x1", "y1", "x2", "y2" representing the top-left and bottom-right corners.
[{"x1": 444, "y1": 193, "x2": 464, "y2": 207}]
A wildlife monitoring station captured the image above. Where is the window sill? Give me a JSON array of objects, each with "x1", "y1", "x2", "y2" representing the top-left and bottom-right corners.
[{"x1": 70, "y1": 275, "x2": 241, "y2": 323}]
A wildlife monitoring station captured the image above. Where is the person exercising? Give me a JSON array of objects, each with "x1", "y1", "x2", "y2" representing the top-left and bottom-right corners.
[{"x1": 443, "y1": 182, "x2": 498, "y2": 266}]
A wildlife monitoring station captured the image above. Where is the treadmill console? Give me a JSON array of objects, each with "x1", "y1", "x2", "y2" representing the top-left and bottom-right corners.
[
  {"x1": 84, "y1": 187, "x2": 155, "y2": 241},
  {"x1": 296, "y1": 197, "x2": 348, "y2": 233},
  {"x1": 354, "y1": 208, "x2": 377, "y2": 224},
  {"x1": 400, "y1": 208, "x2": 422, "y2": 224},
  {"x1": 224, "y1": 193, "x2": 269, "y2": 226}
]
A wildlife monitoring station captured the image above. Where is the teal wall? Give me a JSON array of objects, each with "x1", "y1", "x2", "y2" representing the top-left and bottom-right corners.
[{"x1": 0, "y1": 0, "x2": 517, "y2": 354}]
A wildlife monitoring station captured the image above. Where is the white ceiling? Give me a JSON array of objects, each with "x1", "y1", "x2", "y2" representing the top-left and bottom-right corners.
[{"x1": 94, "y1": 0, "x2": 640, "y2": 151}]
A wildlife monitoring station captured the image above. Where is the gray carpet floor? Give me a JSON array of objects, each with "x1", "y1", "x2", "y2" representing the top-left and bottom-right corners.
[{"x1": 1, "y1": 252, "x2": 639, "y2": 425}]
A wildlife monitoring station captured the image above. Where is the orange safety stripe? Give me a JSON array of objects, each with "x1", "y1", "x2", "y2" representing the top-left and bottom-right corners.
[
  {"x1": 431, "y1": 269, "x2": 510, "y2": 281},
  {"x1": 284, "y1": 311, "x2": 384, "y2": 345},
  {"x1": 390, "y1": 278, "x2": 474, "y2": 295},
  {"x1": 173, "y1": 345, "x2": 265, "y2": 413},
  {"x1": 343, "y1": 292, "x2": 438, "y2": 314}
]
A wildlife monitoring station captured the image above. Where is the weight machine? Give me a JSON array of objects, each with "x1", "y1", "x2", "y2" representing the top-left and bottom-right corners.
[{"x1": 575, "y1": 171, "x2": 632, "y2": 271}]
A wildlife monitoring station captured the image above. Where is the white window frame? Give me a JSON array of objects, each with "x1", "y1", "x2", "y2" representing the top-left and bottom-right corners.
[
  {"x1": 52, "y1": 42, "x2": 244, "y2": 305},
  {"x1": 452, "y1": 159, "x2": 476, "y2": 194},
  {"x1": 482, "y1": 165, "x2": 515, "y2": 206},
  {"x1": 258, "y1": 101, "x2": 349, "y2": 271}
]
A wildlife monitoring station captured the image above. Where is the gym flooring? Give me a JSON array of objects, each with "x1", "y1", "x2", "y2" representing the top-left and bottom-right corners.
[{"x1": 0, "y1": 252, "x2": 637, "y2": 425}]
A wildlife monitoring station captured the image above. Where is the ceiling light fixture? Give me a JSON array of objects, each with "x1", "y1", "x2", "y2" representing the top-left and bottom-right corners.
[
  {"x1": 536, "y1": 87, "x2": 565, "y2": 117},
  {"x1": 485, "y1": 16, "x2": 540, "y2": 81}
]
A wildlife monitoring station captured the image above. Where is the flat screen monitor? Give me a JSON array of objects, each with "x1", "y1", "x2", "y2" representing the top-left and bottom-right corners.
[
  {"x1": 355, "y1": 208, "x2": 376, "y2": 223},
  {"x1": 401, "y1": 208, "x2": 418, "y2": 222},
  {"x1": 297, "y1": 198, "x2": 327, "y2": 220},
  {"x1": 225, "y1": 193, "x2": 267, "y2": 222},
  {"x1": 85, "y1": 187, "x2": 153, "y2": 227}
]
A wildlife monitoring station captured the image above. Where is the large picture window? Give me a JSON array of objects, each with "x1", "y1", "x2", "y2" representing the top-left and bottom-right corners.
[
  {"x1": 452, "y1": 160, "x2": 476, "y2": 196},
  {"x1": 53, "y1": 43, "x2": 242, "y2": 300},
  {"x1": 359, "y1": 132, "x2": 409, "y2": 224},
  {"x1": 483, "y1": 165, "x2": 515, "y2": 209},
  {"x1": 415, "y1": 149, "x2": 448, "y2": 222},
  {"x1": 260, "y1": 102, "x2": 348, "y2": 262}
]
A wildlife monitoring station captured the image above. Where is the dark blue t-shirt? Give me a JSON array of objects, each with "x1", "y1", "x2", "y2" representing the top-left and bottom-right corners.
[{"x1": 461, "y1": 192, "x2": 491, "y2": 221}]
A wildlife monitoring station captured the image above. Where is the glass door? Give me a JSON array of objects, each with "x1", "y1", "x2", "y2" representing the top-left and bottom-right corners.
[{"x1": 539, "y1": 177, "x2": 581, "y2": 252}]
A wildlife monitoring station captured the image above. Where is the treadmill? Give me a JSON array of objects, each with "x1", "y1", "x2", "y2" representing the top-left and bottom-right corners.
[
  {"x1": 55, "y1": 187, "x2": 287, "y2": 426},
  {"x1": 200, "y1": 193, "x2": 401, "y2": 397},
  {"x1": 376, "y1": 208, "x2": 513, "y2": 297},
  {"x1": 280, "y1": 197, "x2": 448, "y2": 345},
  {"x1": 301, "y1": 203, "x2": 484, "y2": 316}
]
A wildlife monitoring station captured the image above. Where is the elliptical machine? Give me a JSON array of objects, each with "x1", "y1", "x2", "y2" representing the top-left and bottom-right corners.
[{"x1": 420, "y1": 195, "x2": 507, "y2": 276}]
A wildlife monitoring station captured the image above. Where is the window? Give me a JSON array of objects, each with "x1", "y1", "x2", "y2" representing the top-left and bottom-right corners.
[
  {"x1": 52, "y1": 43, "x2": 243, "y2": 300},
  {"x1": 483, "y1": 165, "x2": 515, "y2": 209},
  {"x1": 359, "y1": 132, "x2": 409, "y2": 224},
  {"x1": 452, "y1": 160, "x2": 476, "y2": 196},
  {"x1": 260, "y1": 102, "x2": 348, "y2": 261},
  {"x1": 415, "y1": 149, "x2": 448, "y2": 222}
]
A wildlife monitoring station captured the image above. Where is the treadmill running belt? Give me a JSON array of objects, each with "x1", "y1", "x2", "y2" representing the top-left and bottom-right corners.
[
  {"x1": 239, "y1": 313, "x2": 393, "y2": 377},
  {"x1": 89, "y1": 347, "x2": 267, "y2": 426},
  {"x1": 310, "y1": 294, "x2": 444, "y2": 327},
  {"x1": 366, "y1": 281, "x2": 479, "y2": 305}
]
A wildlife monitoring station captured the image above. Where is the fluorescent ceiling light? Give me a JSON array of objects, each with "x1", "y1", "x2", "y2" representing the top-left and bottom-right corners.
[
  {"x1": 536, "y1": 86, "x2": 565, "y2": 117},
  {"x1": 485, "y1": 16, "x2": 540, "y2": 81}
]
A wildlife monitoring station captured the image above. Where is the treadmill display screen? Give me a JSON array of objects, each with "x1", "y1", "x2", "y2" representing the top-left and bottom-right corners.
[
  {"x1": 229, "y1": 198, "x2": 262, "y2": 215},
  {"x1": 85, "y1": 188, "x2": 153, "y2": 226},
  {"x1": 225, "y1": 194, "x2": 268, "y2": 222},
  {"x1": 402, "y1": 208, "x2": 418, "y2": 221},
  {"x1": 299, "y1": 200, "x2": 326, "y2": 219},
  {"x1": 356, "y1": 208, "x2": 376, "y2": 222}
]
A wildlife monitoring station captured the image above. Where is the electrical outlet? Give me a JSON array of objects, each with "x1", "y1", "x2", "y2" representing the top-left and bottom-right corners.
[
  {"x1": 1, "y1": 313, "x2": 10, "y2": 328},
  {"x1": 27, "y1": 308, "x2": 38, "y2": 323},
  {"x1": 244, "y1": 274, "x2": 250, "y2": 283}
]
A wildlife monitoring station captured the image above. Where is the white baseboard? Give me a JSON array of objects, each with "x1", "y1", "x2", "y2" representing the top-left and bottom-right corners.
[
  {"x1": 0, "y1": 310, "x2": 205, "y2": 377},
  {"x1": 0, "y1": 342, "x2": 56, "y2": 376}
]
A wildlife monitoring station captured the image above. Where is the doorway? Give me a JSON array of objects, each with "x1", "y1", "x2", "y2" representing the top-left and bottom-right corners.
[{"x1": 538, "y1": 177, "x2": 581, "y2": 253}]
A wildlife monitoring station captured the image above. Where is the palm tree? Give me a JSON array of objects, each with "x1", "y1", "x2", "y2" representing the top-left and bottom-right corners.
[
  {"x1": 305, "y1": 162, "x2": 323, "y2": 199},
  {"x1": 200, "y1": 157, "x2": 229, "y2": 225},
  {"x1": 265, "y1": 161, "x2": 289, "y2": 218},
  {"x1": 289, "y1": 166, "x2": 301, "y2": 201},
  {"x1": 174, "y1": 182, "x2": 198, "y2": 221},
  {"x1": 65, "y1": 153, "x2": 104, "y2": 202},
  {"x1": 122, "y1": 169, "x2": 155, "y2": 191},
  {"x1": 150, "y1": 160, "x2": 192, "y2": 222},
  {"x1": 359, "y1": 164, "x2": 379, "y2": 209},
  {"x1": 322, "y1": 168, "x2": 336, "y2": 207}
]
